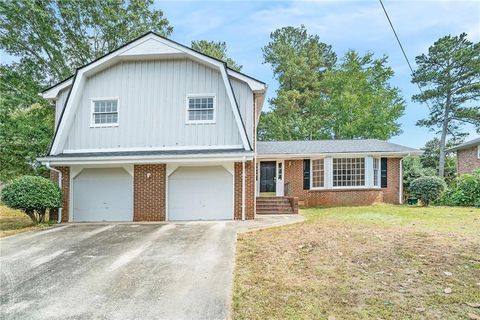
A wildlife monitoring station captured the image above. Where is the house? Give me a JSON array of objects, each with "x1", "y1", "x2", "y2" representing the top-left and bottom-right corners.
[
  {"x1": 446, "y1": 138, "x2": 480, "y2": 175},
  {"x1": 256, "y1": 140, "x2": 421, "y2": 208},
  {"x1": 39, "y1": 32, "x2": 421, "y2": 223}
]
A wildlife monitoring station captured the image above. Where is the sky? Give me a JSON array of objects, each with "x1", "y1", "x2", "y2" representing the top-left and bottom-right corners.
[{"x1": 158, "y1": 0, "x2": 480, "y2": 148}]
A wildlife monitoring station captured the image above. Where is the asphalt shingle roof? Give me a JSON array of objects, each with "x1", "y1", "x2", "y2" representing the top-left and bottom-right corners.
[
  {"x1": 445, "y1": 138, "x2": 480, "y2": 152},
  {"x1": 256, "y1": 139, "x2": 421, "y2": 155}
]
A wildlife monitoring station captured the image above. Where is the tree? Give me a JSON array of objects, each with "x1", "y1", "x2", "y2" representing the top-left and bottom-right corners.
[
  {"x1": 312, "y1": 51, "x2": 405, "y2": 139},
  {"x1": 1, "y1": 176, "x2": 62, "y2": 223},
  {"x1": 420, "y1": 137, "x2": 462, "y2": 183},
  {"x1": 0, "y1": 103, "x2": 54, "y2": 182},
  {"x1": 0, "y1": 0, "x2": 173, "y2": 181},
  {"x1": 258, "y1": 25, "x2": 336, "y2": 140},
  {"x1": 191, "y1": 40, "x2": 242, "y2": 71},
  {"x1": 0, "y1": 0, "x2": 173, "y2": 83},
  {"x1": 411, "y1": 33, "x2": 480, "y2": 177},
  {"x1": 258, "y1": 46, "x2": 405, "y2": 140}
]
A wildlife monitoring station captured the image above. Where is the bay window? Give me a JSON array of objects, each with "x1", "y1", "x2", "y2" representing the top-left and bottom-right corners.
[{"x1": 332, "y1": 158, "x2": 365, "y2": 187}]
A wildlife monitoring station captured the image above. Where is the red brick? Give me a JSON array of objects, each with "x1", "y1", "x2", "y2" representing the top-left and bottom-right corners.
[
  {"x1": 133, "y1": 164, "x2": 166, "y2": 221},
  {"x1": 283, "y1": 158, "x2": 401, "y2": 207},
  {"x1": 457, "y1": 146, "x2": 480, "y2": 175},
  {"x1": 49, "y1": 166, "x2": 70, "y2": 222},
  {"x1": 234, "y1": 161, "x2": 255, "y2": 220}
]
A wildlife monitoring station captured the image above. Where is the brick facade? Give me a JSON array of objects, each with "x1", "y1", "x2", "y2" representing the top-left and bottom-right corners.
[
  {"x1": 457, "y1": 146, "x2": 480, "y2": 175},
  {"x1": 234, "y1": 161, "x2": 255, "y2": 220},
  {"x1": 283, "y1": 158, "x2": 401, "y2": 207},
  {"x1": 133, "y1": 164, "x2": 166, "y2": 221},
  {"x1": 49, "y1": 166, "x2": 70, "y2": 222}
]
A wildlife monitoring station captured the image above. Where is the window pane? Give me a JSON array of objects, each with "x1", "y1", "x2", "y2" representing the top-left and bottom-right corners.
[
  {"x1": 187, "y1": 97, "x2": 215, "y2": 122},
  {"x1": 373, "y1": 158, "x2": 379, "y2": 186},
  {"x1": 312, "y1": 159, "x2": 324, "y2": 188},
  {"x1": 92, "y1": 100, "x2": 118, "y2": 125},
  {"x1": 333, "y1": 158, "x2": 365, "y2": 187}
]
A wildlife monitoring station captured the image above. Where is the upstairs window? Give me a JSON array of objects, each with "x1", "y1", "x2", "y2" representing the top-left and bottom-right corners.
[
  {"x1": 333, "y1": 158, "x2": 365, "y2": 187},
  {"x1": 91, "y1": 99, "x2": 118, "y2": 127},
  {"x1": 186, "y1": 96, "x2": 215, "y2": 124}
]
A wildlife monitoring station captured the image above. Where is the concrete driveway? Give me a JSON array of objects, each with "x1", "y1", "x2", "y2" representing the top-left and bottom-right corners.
[{"x1": 0, "y1": 215, "x2": 303, "y2": 320}]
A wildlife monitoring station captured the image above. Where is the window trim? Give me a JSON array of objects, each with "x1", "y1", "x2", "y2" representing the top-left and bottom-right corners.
[
  {"x1": 185, "y1": 94, "x2": 216, "y2": 124},
  {"x1": 373, "y1": 157, "x2": 381, "y2": 188},
  {"x1": 331, "y1": 157, "x2": 366, "y2": 189},
  {"x1": 310, "y1": 158, "x2": 326, "y2": 190},
  {"x1": 90, "y1": 97, "x2": 119, "y2": 128}
]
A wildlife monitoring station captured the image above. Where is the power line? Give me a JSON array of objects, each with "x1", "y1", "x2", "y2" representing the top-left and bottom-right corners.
[{"x1": 378, "y1": 0, "x2": 432, "y2": 112}]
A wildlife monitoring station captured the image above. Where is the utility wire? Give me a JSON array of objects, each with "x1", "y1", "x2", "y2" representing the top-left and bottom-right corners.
[{"x1": 378, "y1": 0, "x2": 432, "y2": 112}]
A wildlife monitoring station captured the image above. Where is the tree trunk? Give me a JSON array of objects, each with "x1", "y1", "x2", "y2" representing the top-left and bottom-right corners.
[
  {"x1": 25, "y1": 208, "x2": 38, "y2": 223},
  {"x1": 439, "y1": 94, "x2": 451, "y2": 177}
]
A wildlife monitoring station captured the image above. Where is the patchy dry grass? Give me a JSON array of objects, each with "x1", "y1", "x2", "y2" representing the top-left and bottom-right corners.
[
  {"x1": 233, "y1": 205, "x2": 480, "y2": 319},
  {"x1": 0, "y1": 204, "x2": 53, "y2": 238}
]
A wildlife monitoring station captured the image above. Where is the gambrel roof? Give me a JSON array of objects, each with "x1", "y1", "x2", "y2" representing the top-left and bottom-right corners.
[{"x1": 43, "y1": 32, "x2": 266, "y2": 155}]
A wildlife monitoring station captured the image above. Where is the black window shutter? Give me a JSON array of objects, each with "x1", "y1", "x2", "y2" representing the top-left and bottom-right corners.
[
  {"x1": 381, "y1": 158, "x2": 388, "y2": 188},
  {"x1": 303, "y1": 159, "x2": 310, "y2": 190}
]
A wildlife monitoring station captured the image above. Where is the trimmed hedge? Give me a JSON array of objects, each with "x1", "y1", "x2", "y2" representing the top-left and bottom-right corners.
[
  {"x1": 410, "y1": 176, "x2": 446, "y2": 206},
  {"x1": 1, "y1": 176, "x2": 62, "y2": 223}
]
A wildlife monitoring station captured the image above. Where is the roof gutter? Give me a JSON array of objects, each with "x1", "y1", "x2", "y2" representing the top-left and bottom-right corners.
[
  {"x1": 45, "y1": 162, "x2": 62, "y2": 224},
  {"x1": 255, "y1": 151, "x2": 423, "y2": 159}
]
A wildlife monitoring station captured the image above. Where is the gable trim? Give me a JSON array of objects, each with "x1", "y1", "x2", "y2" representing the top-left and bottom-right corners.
[{"x1": 49, "y1": 32, "x2": 252, "y2": 154}]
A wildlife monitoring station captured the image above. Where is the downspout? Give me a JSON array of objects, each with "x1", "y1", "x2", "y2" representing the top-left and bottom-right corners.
[
  {"x1": 399, "y1": 158, "x2": 404, "y2": 204},
  {"x1": 46, "y1": 162, "x2": 62, "y2": 223},
  {"x1": 242, "y1": 156, "x2": 246, "y2": 221}
]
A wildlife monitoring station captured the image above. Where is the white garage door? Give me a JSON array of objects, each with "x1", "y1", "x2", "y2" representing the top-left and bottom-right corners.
[
  {"x1": 168, "y1": 166, "x2": 233, "y2": 221},
  {"x1": 73, "y1": 168, "x2": 133, "y2": 222}
]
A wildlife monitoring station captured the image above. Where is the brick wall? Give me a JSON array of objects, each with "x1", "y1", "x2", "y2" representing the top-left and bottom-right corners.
[
  {"x1": 234, "y1": 161, "x2": 255, "y2": 220},
  {"x1": 457, "y1": 146, "x2": 480, "y2": 175},
  {"x1": 49, "y1": 166, "x2": 70, "y2": 222},
  {"x1": 133, "y1": 164, "x2": 166, "y2": 221},
  {"x1": 283, "y1": 158, "x2": 401, "y2": 207}
]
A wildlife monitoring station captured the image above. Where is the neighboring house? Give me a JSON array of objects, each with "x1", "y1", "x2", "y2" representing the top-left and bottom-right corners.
[
  {"x1": 446, "y1": 138, "x2": 480, "y2": 175},
  {"x1": 39, "y1": 32, "x2": 421, "y2": 223}
]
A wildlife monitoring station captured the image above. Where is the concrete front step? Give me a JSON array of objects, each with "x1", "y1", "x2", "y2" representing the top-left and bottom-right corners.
[
  {"x1": 256, "y1": 196, "x2": 298, "y2": 215},
  {"x1": 257, "y1": 205, "x2": 295, "y2": 211}
]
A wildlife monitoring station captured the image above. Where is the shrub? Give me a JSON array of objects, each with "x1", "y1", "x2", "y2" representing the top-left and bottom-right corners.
[
  {"x1": 403, "y1": 156, "x2": 437, "y2": 197},
  {"x1": 440, "y1": 170, "x2": 480, "y2": 207},
  {"x1": 1, "y1": 176, "x2": 62, "y2": 223},
  {"x1": 409, "y1": 176, "x2": 447, "y2": 206}
]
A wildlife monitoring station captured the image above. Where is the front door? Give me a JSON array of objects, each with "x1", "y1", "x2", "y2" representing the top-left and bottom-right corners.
[{"x1": 260, "y1": 161, "x2": 276, "y2": 192}]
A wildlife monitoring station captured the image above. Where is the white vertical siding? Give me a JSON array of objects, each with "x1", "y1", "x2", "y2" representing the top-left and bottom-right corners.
[
  {"x1": 63, "y1": 59, "x2": 243, "y2": 151},
  {"x1": 230, "y1": 77, "x2": 254, "y2": 144}
]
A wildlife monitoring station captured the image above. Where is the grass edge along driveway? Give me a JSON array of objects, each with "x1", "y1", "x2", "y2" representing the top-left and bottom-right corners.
[{"x1": 232, "y1": 205, "x2": 480, "y2": 320}]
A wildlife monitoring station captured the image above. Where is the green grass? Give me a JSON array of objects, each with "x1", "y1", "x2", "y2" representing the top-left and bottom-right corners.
[
  {"x1": 305, "y1": 204, "x2": 480, "y2": 234},
  {"x1": 233, "y1": 205, "x2": 480, "y2": 320}
]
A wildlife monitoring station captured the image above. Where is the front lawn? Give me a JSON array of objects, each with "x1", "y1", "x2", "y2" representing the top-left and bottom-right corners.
[
  {"x1": 233, "y1": 205, "x2": 480, "y2": 319},
  {"x1": 0, "y1": 204, "x2": 53, "y2": 238}
]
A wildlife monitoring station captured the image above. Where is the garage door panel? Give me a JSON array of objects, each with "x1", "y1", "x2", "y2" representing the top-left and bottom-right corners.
[
  {"x1": 73, "y1": 168, "x2": 133, "y2": 222},
  {"x1": 168, "y1": 166, "x2": 233, "y2": 221}
]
